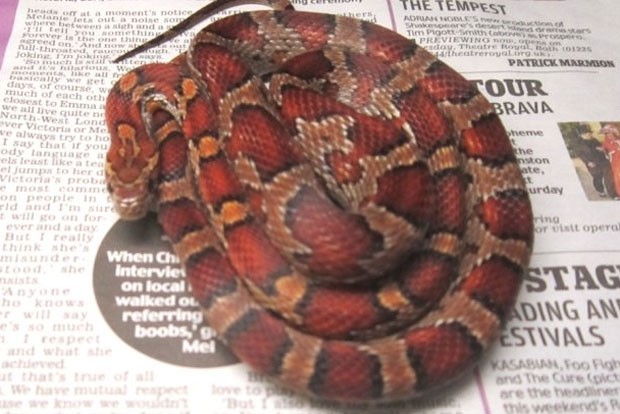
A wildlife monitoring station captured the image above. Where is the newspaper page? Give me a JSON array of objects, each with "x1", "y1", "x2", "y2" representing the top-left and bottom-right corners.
[{"x1": 1, "y1": 0, "x2": 619, "y2": 413}]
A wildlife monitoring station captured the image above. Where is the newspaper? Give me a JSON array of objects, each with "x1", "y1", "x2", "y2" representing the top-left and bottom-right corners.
[{"x1": 1, "y1": 0, "x2": 619, "y2": 413}]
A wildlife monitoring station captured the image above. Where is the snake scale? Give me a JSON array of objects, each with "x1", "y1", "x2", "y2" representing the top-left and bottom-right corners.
[{"x1": 105, "y1": 0, "x2": 533, "y2": 402}]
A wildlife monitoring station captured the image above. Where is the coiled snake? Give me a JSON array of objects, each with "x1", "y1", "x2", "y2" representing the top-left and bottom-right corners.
[{"x1": 105, "y1": 0, "x2": 533, "y2": 402}]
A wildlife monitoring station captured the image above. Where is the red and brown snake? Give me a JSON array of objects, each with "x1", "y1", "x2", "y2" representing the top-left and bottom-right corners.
[{"x1": 105, "y1": 0, "x2": 533, "y2": 402}]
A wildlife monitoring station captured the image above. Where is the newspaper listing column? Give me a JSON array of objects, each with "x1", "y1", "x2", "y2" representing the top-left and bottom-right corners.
[{"x1": 390, "y1": 1, "x2": 620, "y2": 413}]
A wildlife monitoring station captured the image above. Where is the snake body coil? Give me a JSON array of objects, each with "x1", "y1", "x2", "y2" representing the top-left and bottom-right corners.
[{"x1": 105, "y1": 0, "x2": 533, "y2": 402}]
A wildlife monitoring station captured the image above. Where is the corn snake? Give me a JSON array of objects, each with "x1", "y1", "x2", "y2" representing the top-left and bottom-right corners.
[{"x1": 104, "y1": 0, "x2": 534, "y2": 402}]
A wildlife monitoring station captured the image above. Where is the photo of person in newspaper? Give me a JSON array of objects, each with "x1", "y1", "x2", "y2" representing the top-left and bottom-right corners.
[
  {"x1": 560, "y1": 122, "x2": 620, "y2": 201},
  {"x1": 600, "y1": 123, "x2": 620, "y2": 199}
]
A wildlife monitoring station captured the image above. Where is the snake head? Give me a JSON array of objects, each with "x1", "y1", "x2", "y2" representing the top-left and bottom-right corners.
[{"x1": 104, "y1": 119, "x2": 159, "y2": 221}]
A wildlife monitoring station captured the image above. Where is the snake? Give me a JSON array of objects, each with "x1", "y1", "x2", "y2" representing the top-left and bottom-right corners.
[{"x1": 104, "y1": 0, "x2": 533, "y2": 402}]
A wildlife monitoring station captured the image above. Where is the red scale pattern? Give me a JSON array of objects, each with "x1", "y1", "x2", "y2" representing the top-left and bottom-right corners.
[
  {"x1": 299, "y1": 286, "x2": 382, "y2": 338},
  {"x1": 285, "y1": 186, "x2": 379, "y2": 280},
  {"x1": 480, "y1": 195, "x2": 534, "y2": 240},
  {"x1": 228, "y1": 105, "x2": 301, "y2": 180},
  {"x1": 192, "y1": 42, "x2": 251, "y2": 103},
  {"x1": 405, "y1": 324, "x2": 478, "y2": 389},
  {"x1": 311, "y1": 341, "x2": 381, "y2": 400},
  {"x1": 460, "y1": 258, "x2": 522, "y2": 317},
  {"x1": 462, "y1": 115, "x2": 515, "y2": 162},
  {"x1": 400, "y1": 253, "x2": 457, "y2": 305},
  {"x1": 362, "y1": 21, "x2": 417, "y2": 63},
  {"x1": 278, "y1": 12, "x2": 335, "y2": 51},
  {"x1": 226, "y1": 309, "x2": 290, "y2": 376}
]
